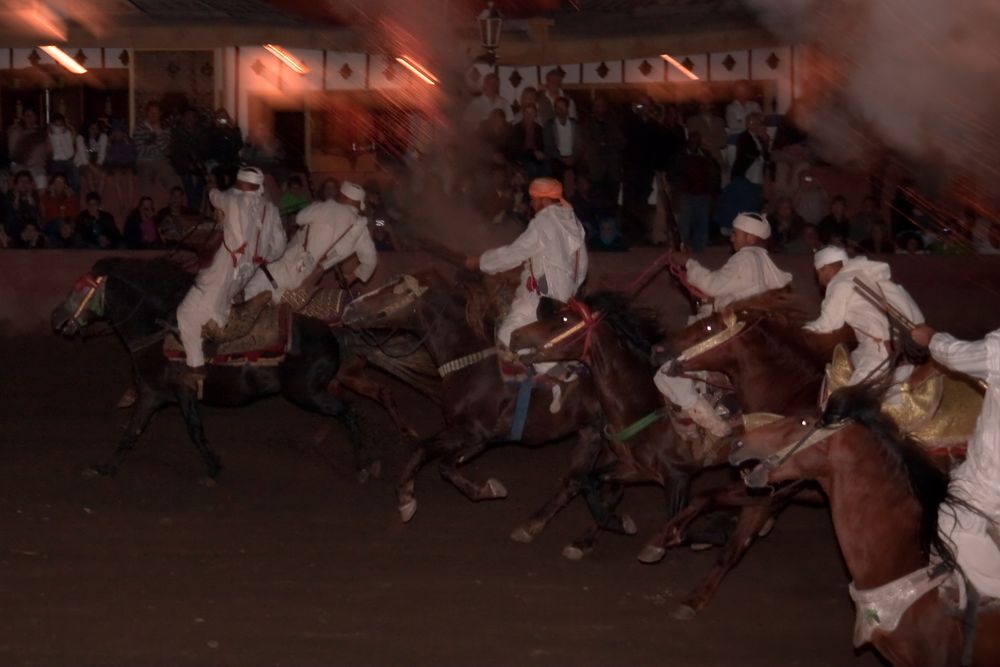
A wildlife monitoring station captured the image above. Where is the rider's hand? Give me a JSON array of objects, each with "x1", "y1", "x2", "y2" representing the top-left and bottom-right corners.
[
  {"x1": 672, "y1": 247, "x2": 691, "y2": 267},
  {"x1": 465, "y1": 256, "x2": 481, "y2": 271},
  {"x1": 910, "y1": 324, "x2": 936, "y2": 348}
]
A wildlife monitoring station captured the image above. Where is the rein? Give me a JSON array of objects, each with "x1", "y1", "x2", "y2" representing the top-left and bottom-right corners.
[
  {"x1": 675, "y1": 312, "x2": 758, "y2": 364},
  {"x1": 537, "y1": 298, "x2": 603, "y2": 362},
  {"x1": 744, "y1": 417, "x2": 847, "y2": 489}
]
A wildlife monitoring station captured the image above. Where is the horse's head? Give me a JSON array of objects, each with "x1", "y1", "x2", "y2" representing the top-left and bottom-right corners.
[
  {"x1": 670, "y1": 309, "x2": 751, "y2": 373},
  {"x1": 511, "y1": 297, "x2": 602, "y2": 364},
  {"x1": 52, "y1": 271, "x2": 108, "y2": 336},
  {"x1": 729, "y1": 410, "x2": 831, "y2": 488},
  {"x1": 342, "y1": 274, "x2": 430, "y2": 331}
]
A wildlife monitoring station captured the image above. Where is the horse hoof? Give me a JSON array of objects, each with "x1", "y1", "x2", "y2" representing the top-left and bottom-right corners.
[
  {"x1": 84, "y1": 464, "x2": 115, "y2": 478},
  {"x1": 637, "y1": 544, "x2": 666, "y2": 564},
  {"x1": 510, "y1": 525, "x2": 535, "y2": 544},
  {"x1": 356, "y1": 469, "x2": 370, "y2": 484},
  {"x1": 757, "y1": 517, "x2": 776, "y2": 538},
  {"x1": 399, "y1": 498, "x2": 418, "y2": 523},
  {"x1": 562, "y1": 544, "x2": 588, "y2": 561},
  {"x1": 621, "y1": 514, "x2": 638, "y2": 535},
  {"x1": 197, "y1": 477, "x2": 217, "y2": 488},
  {"x1": 670, "y1": 604, "x2": 697, "y2": 621},
  {"x1": 368, "y1": 460, "x2": 382, "y2": 479},
  {"x1": 81, "y1": 466, "x2": 101, "y2": 478},
  {"x1": 484, "y1": 478, "x2": 508, "y2": 499}
]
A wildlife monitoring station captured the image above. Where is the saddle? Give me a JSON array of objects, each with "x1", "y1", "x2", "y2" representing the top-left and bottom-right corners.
[
  {"x1": 164, "y1": 300, "x2": 291, "y2": 366},
  {"x1": 281, "y1": 284, "x2": 350, "y2": 323},
  {"x1": 823, "y1": 343, "x2": 981, "y2": 451}
]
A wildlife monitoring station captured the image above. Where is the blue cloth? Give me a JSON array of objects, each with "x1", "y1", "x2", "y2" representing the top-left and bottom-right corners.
[
  {"x1": 509, "y1": 374, "x2": 534, "y2": 441},
  {"x1": 714, "y1": 176, "x2": 763, "y2": 235},
  {"x1": 678, "y1": 194, "x2": 712, "y2": 251}
]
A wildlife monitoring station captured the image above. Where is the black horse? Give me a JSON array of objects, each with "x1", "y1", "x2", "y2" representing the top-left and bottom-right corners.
[{"x1": 51, "y1": 257, "x2": 376, "y2": 481}]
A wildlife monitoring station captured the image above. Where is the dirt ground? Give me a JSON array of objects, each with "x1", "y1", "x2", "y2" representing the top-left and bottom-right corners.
[{"x1": 0, "y1": 333, "x2": 886, "y2": 667}]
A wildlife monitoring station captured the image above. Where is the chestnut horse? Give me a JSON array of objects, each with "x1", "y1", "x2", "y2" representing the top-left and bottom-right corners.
[
  {"x1": 513, "y1": 291, "x2": 851, "y2": 617},
  {"x1": 731, "y1": 385, "x2": 1000, "y2": 666},
  {"x1": 342, "y1": 271, "x2": 649, "y2": 536}
]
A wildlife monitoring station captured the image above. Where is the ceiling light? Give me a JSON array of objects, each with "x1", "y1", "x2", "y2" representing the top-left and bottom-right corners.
[
  {"x1": 263, "y1": 44, "x2": 308, "y2": 74},
  {"x1": 39, "y1": 45, "x2": 86, "y2": 74},
  {"x1": 660, "y1": 54, "x2": 699, "y2": 81},
  {"x1": 395, "y1": 55, "x2": 438, "y2": 85}
]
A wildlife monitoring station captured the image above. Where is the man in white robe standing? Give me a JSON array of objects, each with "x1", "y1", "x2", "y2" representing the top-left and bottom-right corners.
[
  {"x1": 804, "y1": 246, "x2": 924, "y2": 390},
  {"x1": 654, "y1": 212, "x2": 792, "y2": 436},
  {"x1": 466, "y1": 176, "x2": 587, "y2": 376},
  {"x1": 911, "y1": 323, "x2": 1000, "y2": 598},
  {"x1": 244, "y1": 181, "x2": 376, "y2": 303},
  {"x1": 175, "y1": 166, "x2": 284, "y2": 388}
]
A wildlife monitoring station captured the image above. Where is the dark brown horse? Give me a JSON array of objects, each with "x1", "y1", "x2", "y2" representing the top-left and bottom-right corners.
[
  {"x1": 513, "y1": 292, "x2": 851, "y2": 617},
  {"x1": 731, "y1": 386, "x2": 1000, "y2": 666},
  {"x1": 342, "y1": 272, "x2": 643, "y2": 537}
]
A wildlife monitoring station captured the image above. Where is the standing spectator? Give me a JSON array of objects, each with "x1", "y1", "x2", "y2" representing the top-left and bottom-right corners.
[
  {"x1": 133, "y1": 101, "x2": 181, "y2": 197},
  {"x1": 241, "y1": 121, "x2": 287, "y2": 185},
  {"x1": 770, "y1": 197, "x2": 805, "y2": 249},
  {"x1": 818, "y1": 195, "x2": 851, "y2": 246},
  {"x1": 793, "y1": 169, "x2": 830, "y2": 225},
  {"x1": 47, "y1": 114, "x2": 78, "y2": 191},
  {"x1": 569, "y1": 173, "x2": 607, "y2": 240},
  {"x1": 104, "y1": 119, "x2": 138, "y2": 219},
  {"x1": 675, "y1": 132, "x2": 720, "y2": 252},
  {"x1": 170, "y1": 108, "x2": 206, "y2": 209},
  {"x1": 123, "y1": 196, "x2": 163, "y2": 249},
  {"x1": 75, "y1": 120, "x2": 108, "y2": 195},
  {"x1": 464, "y1": 72, "x2": 510, "y2": 128},
  {"x1": 783, "y1": 223, "x2": 822, "y2": 254},
  {"x1": 891, "y1": 178, "x2": 925, "y2": 249},
  {"x1": 205, "y1": 108, "x2": 242, "y2": 188},
  {"x1": 4, "y1": 170, "x2": 41, "y2": 243},
  {"x1": 477, "y1": 108, "x2": 512, "y2": 164},
  {"x1": 41, "y1": 173, "x2": 79, "y2": 233},
  {"x1": 543, "y1": 97, "x2": 583, "y2": 180},
  {"x1": 8, "y1": 109, "x2": 49, "y2": 188},
  {"x1": 725, "y1": 80, "x2": 762, "y2": 140},
  {"x1": 686, "y1": 97, "x2": 729, "y2": 184},
  {"x1": 850, "y1": 195, "x2": 879, "y2": 244},
  {"x1": 156, "y1": 185, "x2": 197, "y2": 243},
  {"x1": 731, "y1": 112, "x2": 771, "y2": 193},
  {"x1": 75, "y1": 192, "x2": 121, "y2": 249},
  {"x1": 621, "y1": 95, "x2": 663, "y2": 242},
  {"x1": 477, "y1": 164, "x2": 513, "y2": 225},
  {"x1": 537, "y1": 69, "x2": 577, "y2": 124},
  {"x1": 318, "y1": 178, "x2": 340, "y2": 202},
  {"x1": 859, "y1": 222, "x2": 896, "y2": 254},
  {"x1": 511, "y1": 86, "x2": 538, "y2": 124},
  {"x1": 507, "y1": 102, "x2": 546, "y2": 180},
  {"x1": 582, "y1": 95, "x2": 625, "y2": 207}
]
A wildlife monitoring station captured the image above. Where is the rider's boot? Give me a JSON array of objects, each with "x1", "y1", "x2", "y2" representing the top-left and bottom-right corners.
[
  {"x1": 178, "y1": 365, "x2": 207, "y2": 395},
  {"x1": 684, "y1": 395, "x2": 732, "y2": 439}
]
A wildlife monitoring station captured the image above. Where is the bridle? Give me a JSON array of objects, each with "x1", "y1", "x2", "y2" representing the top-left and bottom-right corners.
[
  {"x1": 63, "y1": 272, "x2": 157, "y2": 348},
  {"x1": 742, "y1": 415, "x2": 847, "y2": 489},
  {"x1": 674, "y1": 310, "x2": 759, "y2": 364},
  {"x1": 536, "y1": 298, "x2": 603, "y2": 363}
]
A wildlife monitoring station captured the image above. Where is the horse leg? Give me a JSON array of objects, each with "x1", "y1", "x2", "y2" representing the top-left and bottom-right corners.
[
  {"x1": 510, "y1": 426, "x2": 603, "y2": 544},
  {"x1": 312, "y1": 393, "x2": 376, "y2": 483},
  {"x1": 177, "y1": 391, "x2": 223, "y2": 482},
  {"x1": 333, "y1": 354, "x2": 419, "y2": 440},
  {"x1": 637, "y1": 487, "x2": 723, "y2": 564},
  {"x1": 439, "y1": 441, "x2": 508, "y2": 502},
  {"x1": 562, "y1": 478, "x2": 631, "y2": 561},
  {"x1": 395, "y1": 427, "x2": 480, "y2": 522},
  {"x1": 87, "y1": 387, "x2": 164, "y2": 477},
  {"x1": 635, "y1": 467, "x2": 694, "y2": 563}
]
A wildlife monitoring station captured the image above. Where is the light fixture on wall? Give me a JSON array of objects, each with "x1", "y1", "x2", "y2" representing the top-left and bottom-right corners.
[
  {"x1": 395, "y1": 55, "x2": 438, "y2": 85},
  {"x1": 262, "y1": 44, "x2": 309, "y2": 74},
  {"x1": 660, "y1": 54, "x2": 699, "y2": 81},
  {"x1": 39, "y1": 45, "x2": 86, "y2": 74},
  {"x1": 478, "y1": 1, "x2": 503, "y2": 65}
]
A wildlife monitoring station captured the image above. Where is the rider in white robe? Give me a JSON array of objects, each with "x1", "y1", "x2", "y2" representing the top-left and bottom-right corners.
[
  {"x1": 467, "y1": 177, "x2": 587, "y2": 375},
  {"x1": 244, "y1": 181, "x2": 376, "y2": 303},
  {"x1": 911, "y1": 324, "x2": 1000, "y2": 598},
  {"x1": 805, "y1": 246, "x2": 924, "y2": 391},
  {"x1": 175, "y1": 167, "x2": 284, "y2": 385},
  {"x1": 655, "y1": 212, "x2": 792, "y2": 437}
]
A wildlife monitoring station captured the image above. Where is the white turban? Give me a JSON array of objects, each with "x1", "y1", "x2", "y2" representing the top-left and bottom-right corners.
[
  {"x1": 236, "y1": 167, "x2": 265, "y2": 186},
  {"x1": 340, "y1": 181, "x2": 366, "y2": 210},
  {"x1": 732, "y1": 212, "x2": 771, "y2": 240},
  {"x1": 814, "y1": 245, "x2": 849, "y2": 270}
]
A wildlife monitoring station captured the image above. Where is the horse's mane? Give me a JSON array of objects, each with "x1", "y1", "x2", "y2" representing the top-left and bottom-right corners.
[
  {"x1": 822, "y1": 383, "x2": 963, "y2": 569},
  {"x1": 729, "y1": 288, "x2": 810, "y2": 327},
  {"x1": 583, "y1": 291, "x2": 663, "y2": 359},
  {"x1": 91, "y1": 257, "x2": 194, "y2": 312}
]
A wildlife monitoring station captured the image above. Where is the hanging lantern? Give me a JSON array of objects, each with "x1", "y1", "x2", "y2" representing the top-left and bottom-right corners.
[{"x1": 478, "y1": 1, "x2": 503, "y2": 65}]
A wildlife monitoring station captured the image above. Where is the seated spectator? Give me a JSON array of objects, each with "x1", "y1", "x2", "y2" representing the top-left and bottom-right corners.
[
  {"x1": 278, "y1": 175, "x2": 311, "y2": 218},
  {"x1": 859, "y1": 222, "x2": 895, "y2": 254},
  {"x1": 318, "y1": 177, "x2": 340, "y2": 202},
  {"x1": 770, "y1": 197, "x2": 805, "y2": 249},
  {"x1": 45, "y1": 218, "x2": 84, "y2": 248},
  {"x1": 104, "y1": 120, "x2": 137, "y2": 171},
  {"x1": 75, "y1": 119, "x2": 108, "y2": 195},
  {"x1": 4, "y1": 170, "x2": 41, "y2": 244},
  {"x1": 17, "y1": 222, "x2": 46, "y2": 248},
  {"x1": 47, "y1": 113, "x2": 78, "y2": 191},
  {"x1": 75, "y1": 192, "x2": 121, "y2": 249},
  {"x1": 818, "y1": 195, "x2": 851, "y2": 246},
  {"x1": 590, "y1": 218, "x2": 628, "y2": 252},
  {"x1": 793, "y1": 169, "x2": 829, "y2": 225},
  {"x1": 851, "y1": 195, "x2": 879, "y2": 243},
  {"x1": 783, "y1": 223, "x2": 822, "y2": 254},
  {"x1": 156, "y1": 186, "x2": 198, "y2": 243},
  {"x1": 41, "y1": 174, "x2": 79, "y2": 228},
  {"x1": 123, "y1": 196, "x2": 163, "y2": 249}
]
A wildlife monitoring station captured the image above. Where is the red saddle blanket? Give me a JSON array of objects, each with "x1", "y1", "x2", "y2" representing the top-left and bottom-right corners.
[{"x1": 163, "y1": 304, "x2": 291, "y2": 365}]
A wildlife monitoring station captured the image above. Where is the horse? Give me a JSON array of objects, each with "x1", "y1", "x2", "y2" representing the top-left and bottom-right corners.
[
  {"x1": 341, "y1": 271, "x2": 646, "y2": 539},
  {"x1": 512, "y1": 292, "x2": 850, "y2": 617},
  {"x1": 51, "y1": 257, "x2": 403, "y2": 481},
  {"x1": 730, "y1": 385, "x2": 1000, "y2": 666}
]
